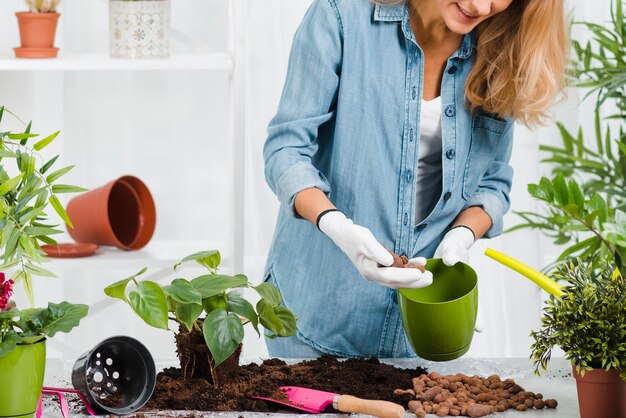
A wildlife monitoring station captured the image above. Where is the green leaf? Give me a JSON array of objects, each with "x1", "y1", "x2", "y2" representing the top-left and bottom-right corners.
[
  {"x1": 33, "y1": 130, "x2": 60, "y2": 151},
  {"x1": 253, "y1": 282, "x2": 282, "y2": 306},
  {"x1": 104, "y1": 267, "x2": 147, "y2": 302},
  {"x1": 24, "y1": 262, "x2": 57, "y2": 278},
  {"x1": 567, "y1": 179, "x2": 585, "y2": 211},
  {"x1": 227, "y1": 292, "x2": 259, "y2": 335},
  {"x1": 190, "y1": 274, "x2": 248, "y2": 299},
  {"x1": 174, "y1": 250, "x2": 221, "y2": 272},
  {"x1": 589, "y1": 193, "x2": 608, "y2": 224},
  {"x1": 163, "y1": 278, "x2": 202, "y2": 305},
  {"x1": 7, "y1": 133, "x2": 38, "y2": 140},
  {"x1": 41, "y1": 302, "x2": 89, "y2": 337},
  {"x1": 273, "y1": 306, "x2": 297, "y2": 337},
  {"x1": 0, "y1": 149, "x2": 17, "y2": 158},
  {"x1": 46, "y1": 165, "x2": 74, "y2": 184},
  {"x1": 257, "y1": 298, "x2": 283, "y2": 335},
  {"x1": 552, "y1": 175, "x2": 569, "y2": 207},
  {"x1": 40, "y1": 155, "x2": 59, "y2": 175},
  {"x1": 23, "y1": 271, "x2": 34, "y2": 306},
  {"x1": 51, "y1": 185, "x2": 87, "y2": 194},
  {"x1": 24, "y1": 226, "x2": 63, "y2": 236},
  {"x1": 49, "y1": 195, "x2": 73, "y2": 228},
  {"x1": 202, "y1": 309, "x2": 244, "y2": 368},
  {"x1": 175, "y1": 303, "x2": 203, "y2": 332},
  {"x1": 0, "y1": 331, "x2": 22, "y2": 358},
  {"x1": 0, "y1": 173, "x2": 23, "y2": 195},
  {"x1": 129, "y1": 281, "x2": 169, "y2": 330},
  {"x1": 18, "y1": 206, "x2": 45, "y2": 224},
  {"x1": 3, "y1": 228, "x2": 21, "y2": 263}
]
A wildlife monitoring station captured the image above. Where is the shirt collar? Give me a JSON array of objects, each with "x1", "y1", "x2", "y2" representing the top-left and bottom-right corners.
[
  {"x1": 374, "y1": 3, "x2": 476, "y2": 60},
  {"x1": 373, "y1": 3, "x2": 405, "y2": 22}
]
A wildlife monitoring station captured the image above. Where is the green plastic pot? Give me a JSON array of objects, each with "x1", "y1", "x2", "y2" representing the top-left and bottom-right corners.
[
  {"x1": 399, "y1": 258, "x2": 478, "y2": 361},
  {"x1": 0, "y1": 339, "x2": 46, "y2": 418}
]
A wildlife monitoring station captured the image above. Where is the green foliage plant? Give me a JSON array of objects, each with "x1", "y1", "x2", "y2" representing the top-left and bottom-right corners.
[
  {"x1": 0, "y1": 106, "x2": 87, "y2": 305},
  {"x1": 511, "y1": 1, "x2": 626, "y2": 274},
  {"x1": 104, "y1": 249, "x2": 297, "y2": 387},
  {"x1": 0, "y1": 275, "x2": 88, "y2": 357},
  {"x1": 530, "y1": 258, "x2": 626, "y2": 380}
]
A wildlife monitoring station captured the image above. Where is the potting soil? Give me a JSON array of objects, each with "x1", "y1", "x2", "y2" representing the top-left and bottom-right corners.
[{"x1": 144, "y1": 356, "x2": 427, "y2": 412}]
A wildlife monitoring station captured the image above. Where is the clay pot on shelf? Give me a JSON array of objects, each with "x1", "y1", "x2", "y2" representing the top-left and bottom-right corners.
[
  {"x1": 66, "y1": 175, "x2": 156, "y2": 251},
  {"x1": 14, "y1": 12, "x2": 60, "y2": 58}
]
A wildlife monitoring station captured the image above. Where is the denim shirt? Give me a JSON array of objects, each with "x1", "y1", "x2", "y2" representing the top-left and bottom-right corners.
[{"x1": 263, "y1": 0, "x2": 514, "y2": 357}]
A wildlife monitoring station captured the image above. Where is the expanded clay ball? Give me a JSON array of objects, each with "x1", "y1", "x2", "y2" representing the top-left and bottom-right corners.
[{"x1": 396, "y1": 372, "x2": 558, "y2": 417}]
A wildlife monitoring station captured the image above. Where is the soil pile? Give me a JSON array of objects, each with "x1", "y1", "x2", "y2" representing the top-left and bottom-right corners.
[{"x1": 144, "y1": 356, "x2": 427, "y2": 412}]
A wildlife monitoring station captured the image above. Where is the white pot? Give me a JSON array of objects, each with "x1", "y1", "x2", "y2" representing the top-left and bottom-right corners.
[{"x1": 109, "y1": 0, "x2": 170, "y2": 58}]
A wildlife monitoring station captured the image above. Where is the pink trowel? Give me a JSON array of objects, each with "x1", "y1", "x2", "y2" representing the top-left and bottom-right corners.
[{"x1": 252, "y1": 386, "x2": 405, "y2": 418}]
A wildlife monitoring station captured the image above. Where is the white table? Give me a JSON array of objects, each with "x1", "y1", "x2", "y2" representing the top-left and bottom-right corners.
[{"x1": 42, "y1": 357, "x2": 579, "y2": 417}]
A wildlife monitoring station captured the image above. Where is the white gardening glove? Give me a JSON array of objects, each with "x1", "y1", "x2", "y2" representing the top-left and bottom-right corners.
[
  {"x1": 434, "y1": 226, "x2": 475, "y2": 266},
  {"x1": 318, "y1": 211, "x2": 433, "y2": 289}
]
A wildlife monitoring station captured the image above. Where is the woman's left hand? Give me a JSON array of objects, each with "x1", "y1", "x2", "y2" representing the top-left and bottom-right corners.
[{"x1": 434, "y1": 226, "x2": 475, "y2": 266}]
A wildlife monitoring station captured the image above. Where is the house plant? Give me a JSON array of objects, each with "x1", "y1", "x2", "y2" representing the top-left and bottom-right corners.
[
  {"x1": 511, "y1": 0, "x2": 626, "y2": 273},
  {"x1": 530, "y1": 258, "x2": 626, "y2": 418},
  {"x1": 0, "y1": 106, "x2": 89, "y2": 418},
  {"x1": 15, "y1": 0, "x2": 62, "y2": 58},
  {"x1": 105, "y1": 249, "x2": 297, "y2": 387},
  {"x1": 109, "y1": 0, "x2": 171, "y2": 59}
]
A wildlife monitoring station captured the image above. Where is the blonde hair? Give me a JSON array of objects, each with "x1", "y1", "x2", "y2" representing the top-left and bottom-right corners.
[
  {"x1": 467, "y1": 0, "x2": 568, "y2": 127},
  {"x1": 374, "y1": 0, "x2": 569, "y2": 127}
]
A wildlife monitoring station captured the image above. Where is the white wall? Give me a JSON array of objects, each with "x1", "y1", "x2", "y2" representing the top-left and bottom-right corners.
[{"x1": 0, "y1": 0, "x2": 612, "y2": 363}]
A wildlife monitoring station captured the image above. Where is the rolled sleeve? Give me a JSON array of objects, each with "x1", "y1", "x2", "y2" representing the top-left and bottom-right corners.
[
  {"x1": 464, "y1": 190, "x2": 507, "y2": 237},
  {"x1": 276, "y1": 161, "x2": 332, "y2": 217},
  {"x1": 263, "y1": 0, "x2": 343, "y2": 218}
]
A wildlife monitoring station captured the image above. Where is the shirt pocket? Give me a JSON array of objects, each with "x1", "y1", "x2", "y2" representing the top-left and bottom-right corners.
[{"x1": 462, "y1": 114, "x2": 509, "y2": 200}]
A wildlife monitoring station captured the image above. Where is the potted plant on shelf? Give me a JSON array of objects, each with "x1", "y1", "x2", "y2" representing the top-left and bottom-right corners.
[
  {"x1": 530, "y1": 258, "x2": 626, "y2": 418},
  {"x1": 15, "y1": 0, "x2": 62, "y2": 58},
  {"x1": 105, "y1": 249, "x2": 297, "y2": 388},
  {"x1": 0, "y1": 106, "x2": 89, "y2": 418},
  {"x1": 109, "y1": 0, "x2": 171, "y2": 59}
]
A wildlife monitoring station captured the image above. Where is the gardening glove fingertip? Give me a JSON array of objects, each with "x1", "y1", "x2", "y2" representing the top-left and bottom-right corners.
[
  {"x1": 408, "y1": 256, "x2": 427, "y2": 267},
  {"x1": 363, "y1": 239, "x2": 394, "y2": 267},
  {"x1": 403, "y1": 270, "x2": 433, "y2": 289}
]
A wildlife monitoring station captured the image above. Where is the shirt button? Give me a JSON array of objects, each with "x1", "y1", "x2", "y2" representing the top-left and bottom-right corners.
[
  {"x1": 406, "y1": 170, "x2": 412, "y2": 183},
  {"x1": 403, "y1": 213, "x2": 408, "y2": 226},
  {"x1": 446, "y1": 149, "x2": 456, "y2": 159},
  {"x1": 416, "y1": 224, "x2": 427, "y2": 231},
  {"x1": 444, "y1": 191, "x2": 452, "y2": 201},
  {"x1": 409, "y1": 128, "x2": 414, "y2": 142},
  {"x1": 448, "y1": 65, "x2": 457, "y2": 74},
  {"x1": 412, "y1": 86, "x2": 417, "y2": 100},
  {"x1": 445, "y1": 105, "x2": 456, "y2": 117}
]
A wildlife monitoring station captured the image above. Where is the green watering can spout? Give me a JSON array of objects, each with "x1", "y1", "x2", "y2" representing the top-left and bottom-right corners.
[{"x1": 484, "y1": 248, "x2": 564, "y2": 298}]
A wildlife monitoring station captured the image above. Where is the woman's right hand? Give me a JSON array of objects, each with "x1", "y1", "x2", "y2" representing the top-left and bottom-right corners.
[{"x1": 318, "y1": 211, "x2": 433, "y2": 289}]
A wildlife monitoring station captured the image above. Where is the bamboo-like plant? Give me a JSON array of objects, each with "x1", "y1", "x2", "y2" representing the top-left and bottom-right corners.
[{"x1": 0, "y1": 107, "x2": 86, "y2": 304}]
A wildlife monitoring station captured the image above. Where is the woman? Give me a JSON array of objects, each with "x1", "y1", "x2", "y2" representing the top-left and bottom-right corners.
[{"x1": 262, "y1": 0, "x2": 567, "y2": 358}]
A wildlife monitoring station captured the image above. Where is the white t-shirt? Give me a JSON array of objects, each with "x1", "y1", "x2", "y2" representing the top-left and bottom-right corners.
[{"x1": 414, "y1": 97, "x2": 443, "y2": 224}]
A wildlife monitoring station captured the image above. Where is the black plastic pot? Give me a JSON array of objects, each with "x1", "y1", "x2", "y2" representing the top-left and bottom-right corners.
[{"x1": 72, "y1": 335, "x2": 156, "y2": 415}]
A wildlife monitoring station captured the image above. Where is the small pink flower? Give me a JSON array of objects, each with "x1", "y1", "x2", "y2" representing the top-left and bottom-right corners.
[{"x1": 0, "y1": 273, "x2": 14, "y2": 311}]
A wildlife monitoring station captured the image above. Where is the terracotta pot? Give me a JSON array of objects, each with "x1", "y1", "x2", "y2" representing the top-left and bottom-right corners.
[
  {"x1": 66, "y1": 175, "x2": 156, "y2": 250},
  {"x1": 14, "y1": 12, "x2": 60, "y2": 58},
  {"x1": 573, "y1": 364, "x2": 626, "y2": 418}
]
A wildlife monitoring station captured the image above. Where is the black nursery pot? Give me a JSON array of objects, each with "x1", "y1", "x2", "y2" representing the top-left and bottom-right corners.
[{"x1": 72, "y1": 335, "x2": 156, "y2": 415}]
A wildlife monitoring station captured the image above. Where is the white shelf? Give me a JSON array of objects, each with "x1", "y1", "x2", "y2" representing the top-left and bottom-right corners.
[
  {"x1": 45, "y1": 239, "x2": 230, "y2": 271},
  {"x1": 0, "y1": 51, "x2": 234, "y2": 71}
]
